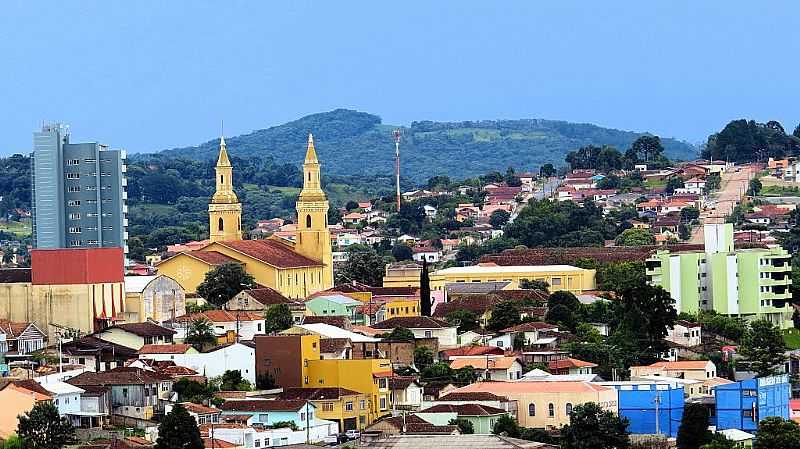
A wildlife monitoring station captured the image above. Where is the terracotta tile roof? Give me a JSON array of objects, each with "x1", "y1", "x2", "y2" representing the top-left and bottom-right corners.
[
  {"x1": 219, "y1": 399, "x2": 307, "y2": 412},
  {"x1": 138, "y1": 344, "x2": 194, "y2": 355},
  {"x1": 302, "y1": 315, "x2": 351, "y2": 329},
  {"x1": 369, "y1": 414, "x2": 459, "y2": 434},
  {"x1": 319, "y1": 338, "x2": 351, "y2": 354},
  {"x1": 501, "y1": 322, "x2": 558, "y2": 333},
  {"x1": 201, "y1": 438, "x2": 237, "y2": 449},
  {"x1": 388, "y1": 376, "x2": 419, "y2": 390},
  {"x1": 441, "y1": 346, "x2": 505, "y2": 359},
  {"x1": 172, "y1": 310, "x2": 264, "y2": 323},
  {"x1": 215, "y1": 240, "x2": 323, "y2": 268},
  {"x1": 0, "y1": 268, "x2": 31, "y2": 284},
  {"x1": 0, "y1": 320, "x2": 38, "y2": 339},
  {"x1": 432, "y1": 295, "x2": 513, "y2": 318},
  {"x1": 437, "y1": 391, "x2": 507, "y2": 402},
  {"x1": 420, "y1": 403, "x2": 507, "y2": 416},
  {"x1": 160, "y1": 365, "x2": 200, "y2": 376},
  {"x1": 372, "y1": 316, "x2": 452, "y2": 330},
  {"x1": 456, "y1": 380, "x2": 611, "y2": 394},
  {"x1": 179, "y1": 402, "x2": 221, "y2": 415},
  {"x1": 450, "y1": 356, "x2": 520, "y2": 371},
  {"x1": 67, "y1": 368, "x2": 170, "y2": 386},
  {"x1": 645, "y1": 360, "x2": 713, "y2": 370},
  {"x1": 548, "y1": 358, "x2": 597, "y2": 370},
  {"x1": 328, "y1": 282, "x2": 419, "y2": 297},
  {"x1": 107, "y1": 322, "x2": 176, "y2": 337},
  {"x1": 8, "y1": 379, "x2": 53, "y2": 397},
  {"x1": 241, "y1": 288, "x2": 294, "y2": 306},
  {"x1": 214, "y1": 391, "x2": 247, "y2": 400},
  {"x1": 277, "y1": 387, "x2": 361, "y2": 401},
  {"x1": 181, "y1": 251, "x2": 241, "y2": 266},
  {"x1": 61, "y1": 336, "x2": 138, "y2": 358},
  {"x1": 351, "y1": 325, "x2": 383, "y2": 337}
]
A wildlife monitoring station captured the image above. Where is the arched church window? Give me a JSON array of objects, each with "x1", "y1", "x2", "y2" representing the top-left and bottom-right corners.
[
  {"x1": 306, "y1": 214, "x2": 312, "y2": 228},
  {"x1": 218, "y1": 217, "x2": 224, "y2": 231},
  {"x1": 220, "y1": 175, "x2": 224, "y2": 184}
]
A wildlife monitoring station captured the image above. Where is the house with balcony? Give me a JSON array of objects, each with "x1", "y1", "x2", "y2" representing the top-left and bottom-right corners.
[
  {"x1": 66, "y1": 367, "x2": 173, "y2": 421},
  {"x1": 0, "y1": 320, "x2": 46, "y2": 364}
]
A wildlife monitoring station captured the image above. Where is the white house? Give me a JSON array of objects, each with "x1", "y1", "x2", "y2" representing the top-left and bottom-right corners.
[
  {"x1": 138, "y1": 342, "x2": 256, "y2": 385},
  {"x1": 37, "y1": 379, "x2": 84, "y2": 416},
  {"x1": 449, "y1": 356, "x2": 524, "y2": 381},
  {"x1": 412, "y1": 247, "x2": 441, "y2": 263},
  {"x1": 36, "y1": 379, "x2": 108, "y2": 428},
  {"x1": 336, "y1": 232, "x2": 363, "y2": 247},
  {"x1": 666, "y1": 321, "x2": 702, "y2": 347},
  {"x1": 423, "y1": 205, "x2": 438, "y2": 219},
  {"x1": 170, "y1": 311, "x2": 266, "y2": 342},
  {"x1": 371, "y1": 317, "x2": 458, "y2": 347}
]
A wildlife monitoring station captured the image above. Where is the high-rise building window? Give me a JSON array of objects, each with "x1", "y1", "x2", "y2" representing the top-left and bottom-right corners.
[
  {"x1": 69, "y1": 213, "x2": 81, "y2": 220},
  {"x1": 66, "y1": 172, "x2": 80, "y2": 179},
  {"x1": 68, "y1": 227, "x2": 81, "y2": 234},
  {"x1": 67, "y1": 200, "x2": 81, "y2": 206},
  {"x1": 67, "y1": 159, "x2": 80, "y2": 165},
  {"x1": 69, "y1": 240, "x2": 82, "y2": 247},
  {"x1": 67, "y1": 186, "x2": 81, "y2": 193}
]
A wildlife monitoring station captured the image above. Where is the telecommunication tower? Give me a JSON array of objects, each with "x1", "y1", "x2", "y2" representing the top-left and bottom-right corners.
[{"x1": 393, "y1": 129, "x2": 401, "y2": 212}]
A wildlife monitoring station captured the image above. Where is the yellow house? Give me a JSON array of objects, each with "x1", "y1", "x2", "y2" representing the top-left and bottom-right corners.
[
  {"x1": 384, "y1": 263, "x2": 596, "y2": 295},
  {"x1": 306, "y1": 358, "x2": 393, "y2": 425},
  {"x1": 382, "y1": 299, "x2": 420, "y2": 321},
  {"x1": 157, "y1": 134, "x2": 333, "y2": 299},
  {"x1": 278, "y1": 387, "x2": 371, "y2": 431}
]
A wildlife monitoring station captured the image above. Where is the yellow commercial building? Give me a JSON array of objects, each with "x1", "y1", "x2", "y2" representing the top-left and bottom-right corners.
[
  {"x1": 383, "y1": 263, "x2": 596, "y2": 294},
  {"x1": 157, "y1": 134, "x2": 334, "y2": 299},
  {"x1": 382, "y1": 299, "x2": 421, "y2": 320},
  {"x1": 306, "y1": 358, "x2": 393, "y2": 425},
  {"x1": 278, "y1": 387, "x2": 371, "y2": 431}
]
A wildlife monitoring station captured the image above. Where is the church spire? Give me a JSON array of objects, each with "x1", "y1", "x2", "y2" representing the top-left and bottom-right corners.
[
  {"x1": 304, "y1": 133, "x2": 319, "y2": 164},
  {"x1": 217, "y1": 135, "x2": 232, "y2": 167}
]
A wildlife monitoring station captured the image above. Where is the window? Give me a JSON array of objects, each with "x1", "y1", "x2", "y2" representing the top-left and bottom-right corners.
[
  {"x1": 380, "y1": 397, "x2": 387, "y2": 410},
  {"x1": 743, "y1": 410, "x2": 753, "y2": 418},
  {"x1": 220, "y1": 175, "x2": 224, "y2": 184},
  {"x1": 306, "y1": 214, "x2": 312, "y2": 228},
  {"x1": 528, "y1": 403, "x2": 536, "y2": 416},
  {"x1": 322, "y1": 402, "x2": 334, "y2": 412},
  {"x1": 551, "y1": 278, "x2": 562, "y2": 286},
  {"x1": 424, "y1": 331, "x2": 432, "y2": 338},
  {"x1": 69, "y1": 212, "x2": 81, "y2": 220},
  {"x1": 218, "y1": 217, "x2": 224, "y2": 231},
  {"x1": 66, "y1": 172, "x2": 80, "y2": 179},
  {"x1": 68, "y1": 227, "x2": 82, "y2": 234},
  {"x1": 122, "y1": 388, "x2": 128, "y2": 398},
  {"x1": 68, "y1": 159, "x2": 80, "y2": 165},
  {"x1": 548, "y1": 403, "x2": 555, "y2": 417},
  {"x1": 565, "y1": 403, "x2": 573, "y2": 416},
  {"x1": 254, "y1": 440, "x2": 260, "y2": 448},
  {"x1": 68, "y1": 200, "x2": 81, "y2": 206},
  {"x1": 360, "y1": 400, "x2": 366, "y2": 410},
  {"x1": 70, "y1": 240, "x2": 82, "y2": 247},
  {"x1": 345, "y1": 401, "x2": 354, "y2": 411},
  {"x1": 67, "y1": 186, "x2": 81, "y2": 193},
  {"x1": 259, "y1": 413, "x2": 269, "y2": 422},
  {"x1": 743, "y1": 389, "x2": 757, "y2": 397}
]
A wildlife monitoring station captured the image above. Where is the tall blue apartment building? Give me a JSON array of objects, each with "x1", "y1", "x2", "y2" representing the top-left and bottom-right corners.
[
  {"x1": 714, "y1": 374, "x2": 790, "y2": 432},
  {"x1": 600, "y1": 381, "x2": 685, "y2": 437},
  {"x1": 31, "y1": 124, "x2": 127, "y2": 252}
]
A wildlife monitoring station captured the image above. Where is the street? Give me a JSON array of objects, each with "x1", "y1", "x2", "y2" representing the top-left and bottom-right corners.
[{"x1": 689, "y1": 165, "x2": 755, "y2": 243}]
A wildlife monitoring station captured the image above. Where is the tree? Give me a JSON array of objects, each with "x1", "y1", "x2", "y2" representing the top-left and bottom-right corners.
[
  {"x1": 256, "y1": 372, "x2": 276, "y2": 390},
  {"x1": 489, "y1": 209, "x2": 511, "y2": 229},
  {"x1": 155, "y1": 403, "x2": 204, "y2": 449},
  {"x1": 492, "y1": 414, "x2": 522, "y2": 438},
  {"x1": 545, "y1": 304, "x2": 577, "y2": 331},
  {"x1": 420, "y1": 260, "x2": 432, "y2": 316},
  {"x1": 196, "y1": 262, "x2": 255, "y2": 306},
  {"x1": 220, "y1": 370, "x2": 252, "y2": 391},
  {"x1": 596, "y1": 261, "x2": 646, "y2": 293},
  {"x1": 748, "y1": 178, "x2": 763, "y2": 196},
  {"x1": 519, "y1": 279, "x2": 549, "y2": 292},
  {"x1": 540, "y1": 164, "x2": 556, "y2": 178},
  {"x1": 613, "y1": 285, "x2": 678, "y2": 363},
  {"x1": 753, "y1": 417, "x2": 800, "y2": 449},
  {"x1": 335, "y1": 244, "x2": 387, "y2": 286},
  {"x1": 631, "y1": 135, "x2": 665, "y2": 162},
  {"x1": 740, "y1": 319, "x2": 787, "y2": 377},
  {"x1": 700, "y1": 435, "x2": 737, "y2": 449},
  {"x1": 1, "y1": 435, "x2": 25, "y2": 449},
  {"x1": 487, "y1": 301, "x2": 521, "y2": 331},
  {"x1": 264, "y1": 303, "x2": 294, "y2": 334},
  {"x1": 391, "y1": 244, "x2": 413, "y2": 261},
  {"x1": 184, "y1": 317, "x2": 217, "y2": 348},
  {"x1": 676, "y1": 403, "x2": 713, "y2": 449},
  {"x1": 382, "y1": 327, "x2": 416, "y2": 342},
  {"x1": 665, "y1": 177, "x2": 685, "y2": 195},
  {"x1": 561, "y1": 402, "x2": 629, "y2": 449},
  {"x1": 445, "y1": 309, "x2": 479, "y2": 333},
  {"x1": 327, "y1": 204, "x2": 342, "y2": 225},
  {"x1": 678, "y1": 224, "x2": 691, "y2": 241},
  {"x1": 345, "y1": 200, "x2": 359, "y2": 211},
  {"x1": 17, "y1": 401, "x2": 76, "y2": 449},
  {"x1": 449, "y1": 418, "x2": 474, "y2": 434},
  {"x1": 615, "y1": 228, "x2": 656, "y2": 246},
  {"x1": 548, "y1": 291, "x2": 581, "y2": 311},
  {"x1": 681, "y1": 207, "x2": 701, "y2": 222},
  {"x1": 414, "y1": 346, "x2": 434, "y2": 369}
]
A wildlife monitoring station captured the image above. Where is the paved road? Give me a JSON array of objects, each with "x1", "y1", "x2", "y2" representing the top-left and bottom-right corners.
[
  {"x1": 689, "y1": 166, "x2": 755, "y2": 243},
  {"x1": 508, "y1": 177, "x2": 562, "y2": 223}
]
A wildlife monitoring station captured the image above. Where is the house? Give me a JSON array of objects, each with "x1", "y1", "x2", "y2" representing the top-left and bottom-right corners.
[
  {"x1": 225, "y1": 288, "x2": 306, "y2": 325},
  {"x1": 66, "y1": 368, "x2": 173, "y2": 420},
  {"x1": 441, "y1": 345, "x2": 504, "y2": 360},
  {"x1": 667, "y1": 321, "x2": 702, "y2": 347},
  {"x1": 714, "y1": 374, "x2": 790, "y2": 433},
  {"x1": 412, "y1": 246, "x2": 441, "y2": 263},
  {"x1": 366, "y1": 414, "x2": 459, "y2": 435},
  {"x1": 123, "y1": 275, "x2": 186, "y2": 324},
  {"x1": 389, "y1": 376, "x2": 423, "y2": 411},
  {"x1": 219, "y1": 399, "x2": 318, "y2": 430},
  {"x1": 62, "y1": 336, "x2": 138, "y2": 372},
  {"x1": 0, "y1": 320, "x2": 46, "y2": 364},
  {"x1": 138, "y1": 343, "x2": 198, "y2": 358},
  {"x1": 416, "y1": 403, "x2": 509, "y2": 434},
  {"x1": 138, "y1": 342, "x2": 256, "y2": 385},
  {"x1": 336, "y1": 232, "x2": 363, "y2": 247},
  {"x1": 342, "y1": 212, "x2": 366, "y2": 225},
  {"x1": 499, "y1": 322, "x2": 559, "y2": 347},
  {"x1": 277, "y1": 387, "x2": 370, "y2": 432},
  {"x1": 449, "y1": 356, "x2": 524, "y2": 381},
  {"x1": 630, "y1": 360, "x2": 717, "y2": 381},
  {"x1": 281, "y1": 322, "x2": 380, "y2": 344},
  {"x1": 304, "y1": 294, "x2": 361, "y2": 321},
  {"x1": 37, "y1": 379, "x2": 109, "y2": 429},
  {"x1": 165, "y1": 402, "x2": 220, "y2": 425},
  {"x1": 371, "y1": 317, "x2": 458, "y2": 347},
  {"x1": 169, "y1": 310, "x2": 266, "y2": 342},
  {"x1": 423, "y1": 205, "x2": 438, "y2": 219},
  {"x1": 0, "y1": 380, "x2": 53, "y2": 438},
  {"x1": 547, "y1": 358, "x2": 597, "y2": 376},
  {"x1": 94, "y1": 322, "x2": 176, "y2": 350}
]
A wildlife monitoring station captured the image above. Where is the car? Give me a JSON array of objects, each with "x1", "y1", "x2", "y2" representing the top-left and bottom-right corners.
[{"x1": 345, "y1": 429, "x2": 361, "y2": 440}]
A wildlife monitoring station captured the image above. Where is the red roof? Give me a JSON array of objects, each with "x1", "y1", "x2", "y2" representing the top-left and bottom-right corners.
[
  {"x1": 501, "y1": 322, "x2": 557, "y2": 333},
  {"x1": 242, "y1": 287, "x2": 295, "y2": 306},
  {"x1": 441, "y1": 346, "x2": 504, "y2": 359},
  {"x1": 548, "y1": 358, "x2": 598, "y2": 370},
  {"x1": 31, "y1": 248, "x2": 124, "y2": 285},
  {"x1": 419, "y1": 404, "x2": 507, "y2": 416},
  {"x1": 138, "y1": 344, "x2": 194, "y2": 355},
  {"x1": 183, "y1": 251, "x2": 240, "y2": 266},
  {"x1": 173, "y1": 310, "x2": 264, "y2": 323},
  {"x1": 213, "y1": 240, "x2": 323, "y2": 268}
]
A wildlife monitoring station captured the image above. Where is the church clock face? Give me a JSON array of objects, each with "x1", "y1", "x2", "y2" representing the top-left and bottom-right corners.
[{"x1": 176, "y1": 266, "x2": 192, "y2": 282}]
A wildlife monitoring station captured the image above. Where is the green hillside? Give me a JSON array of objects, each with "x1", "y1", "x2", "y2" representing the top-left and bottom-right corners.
[{"x1": 156, "y1": 109, "x2": 696, "y2": 182}]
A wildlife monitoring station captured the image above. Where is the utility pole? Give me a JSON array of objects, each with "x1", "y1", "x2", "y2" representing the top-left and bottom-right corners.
[
  {"x1": 394, "y1": 129, "x2": 401, "y2": 212},
  {"x1": 654, "y1": 392, "x2": 661, "y2": 437}
]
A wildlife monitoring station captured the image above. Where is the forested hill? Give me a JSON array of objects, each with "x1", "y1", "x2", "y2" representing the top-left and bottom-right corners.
[{"x1": 156, "y1": 109, "x2": 696, "y2": 182}]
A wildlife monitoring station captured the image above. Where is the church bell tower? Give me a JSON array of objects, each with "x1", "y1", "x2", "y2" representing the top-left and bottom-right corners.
[
  {"x1": 295, "y1": 134, "x2": 333, "y2": 288},
  {"x1": 208, "y1": 136, "x2": 242, "y2": 242}
]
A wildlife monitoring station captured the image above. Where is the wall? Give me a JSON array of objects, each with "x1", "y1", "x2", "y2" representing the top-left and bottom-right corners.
[
  {"x1": 307, "y1": 358, "x2": 393, "y2": 424},
  {"x1": 715, "y1": 375, "x2": 790, "y2": 432},
  {"x1": 155, "y1": 255, "x2": 217, "y2": 294},
  {"x1": 0, "y1": 388, "x2": 38, "y2": 438},
  {"x1": 125, "y1": 275, "x2": 186, "y2": 323},
  {"x1": 606, "y1": 383, "x2": 684, "y2": 437},
  {"x1": 144, "y1": 343, "x2": 256, "y2": 384},
  {"x1": 255, "y1": 335, "x2": 318, "y2": 389}
]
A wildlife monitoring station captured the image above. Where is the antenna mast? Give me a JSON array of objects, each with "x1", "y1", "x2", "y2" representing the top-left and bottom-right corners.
[{"x1": 394, "y1": 129, "x2": 401, "y2": 212}]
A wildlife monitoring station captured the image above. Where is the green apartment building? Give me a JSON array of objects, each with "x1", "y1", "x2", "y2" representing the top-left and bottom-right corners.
[{"x1": 646, "y1": 223, "x2": 792, "y2": 328}]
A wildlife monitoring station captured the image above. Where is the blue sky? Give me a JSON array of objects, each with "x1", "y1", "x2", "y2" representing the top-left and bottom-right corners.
[{"x1": 1, "y1": 1, "x2": 797, "y2": 155}]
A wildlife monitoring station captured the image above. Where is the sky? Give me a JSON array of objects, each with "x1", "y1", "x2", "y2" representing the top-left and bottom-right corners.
[{"x1": 1, "y1": 1, "x2": 798, "y2": 155}]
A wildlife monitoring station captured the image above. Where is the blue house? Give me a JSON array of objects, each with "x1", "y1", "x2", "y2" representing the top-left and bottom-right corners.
[
  {"x1": 714, "y1": 374, "x2": 790, "y2": 432},
  {"x1": 219, "y1": 399, "x2": 317, "y2": 429},
  {"x1": 600, "y1": 381, "x2": 685, "y2": 437}
]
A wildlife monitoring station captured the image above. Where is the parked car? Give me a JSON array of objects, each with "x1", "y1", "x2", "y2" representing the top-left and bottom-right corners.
[{"x1": 345, "y1": 429, "x2": 361, "y2": 440}]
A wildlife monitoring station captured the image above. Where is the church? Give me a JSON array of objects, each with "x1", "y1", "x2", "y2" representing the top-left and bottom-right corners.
[{"x1": 157, "y1": 134, "x2": 334, "y2": 299}]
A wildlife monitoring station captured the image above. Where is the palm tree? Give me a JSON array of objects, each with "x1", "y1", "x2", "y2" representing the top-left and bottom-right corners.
[{"x1": 184, "y1": 318, "x2": 216, "y2": 348}]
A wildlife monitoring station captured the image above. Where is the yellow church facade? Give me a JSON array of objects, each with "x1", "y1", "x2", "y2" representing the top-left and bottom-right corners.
[{"x1": 157, "y1": 134, "x2": 334, "y2": 300}]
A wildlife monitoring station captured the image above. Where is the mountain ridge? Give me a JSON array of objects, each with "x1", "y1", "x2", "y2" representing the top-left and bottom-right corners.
[{"x1": 153, "y1": 109, "x2": 696, "y2": 182}]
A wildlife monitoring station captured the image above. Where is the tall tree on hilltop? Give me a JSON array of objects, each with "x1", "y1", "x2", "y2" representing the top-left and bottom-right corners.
[
  {"x1": 630, "y1": 135, "x2": 665, "y2": 162},
  {"x1": 420, "y1": 259, "x2": 431, "y2": 316},
  {"x1": 155, "y1": 403, "x2": 204, "y2": 449},
  {"x1": 196, "y1": 262, "x2": 255, "y2": 306}
]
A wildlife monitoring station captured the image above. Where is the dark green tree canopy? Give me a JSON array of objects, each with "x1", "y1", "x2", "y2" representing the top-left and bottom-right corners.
[
  {"x1": 196, "y1": 262, "x2": 255, "y2": 306},
  {"x1": 505, "y1": 199, "x2": 614, "y2": 247},
  {"x1": 753, "y1": 416, "x2": 800, "y2": 449},
  {"x1": 740, "y1": 319, "x2": 787, "y2": 377},
  {"x1": 17, "y1": 401, "x2": 76, "y2": 449},
  {"x1": 155, "y1": 403, "x2": 204, "y2": 449},
  {"x1": 184, "y1": 317, "x2": 217, "y2": 349},
  {"x1": 488, "y1": 301, "x2": 521, "y2": 331},
  {"x1": 703, "y1": 119, "x2": 799, "y2": 163},
  {"x1": 560, "y1": 402, "x2": 630, "y2": 449},
  {"x1": 677, "y1": 403, "x2": 713, "y2": 449},
  {"x1": 264, "y1": 303, "x2": 294, "y2": 334},
  {"x1": 335, "y1": 244, "x2": 388, "y2": 287}
]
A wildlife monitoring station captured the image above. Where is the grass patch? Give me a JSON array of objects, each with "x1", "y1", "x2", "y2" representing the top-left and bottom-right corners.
[
  {"x1": 0, "y1": 220, "x2": 31, "y2": 238},
  {"x1": 645, "y1": 179, "x2": 667, "y2": 189},
  {"x1": 783, "y1": 328, "x2": 800, "y2": 350},
  {"x1": 760, "y1": 185, "x2": 800, "y2": 197},
  {"x1": 267, "y1": 185, "x2": 301, "y2": 194}
]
